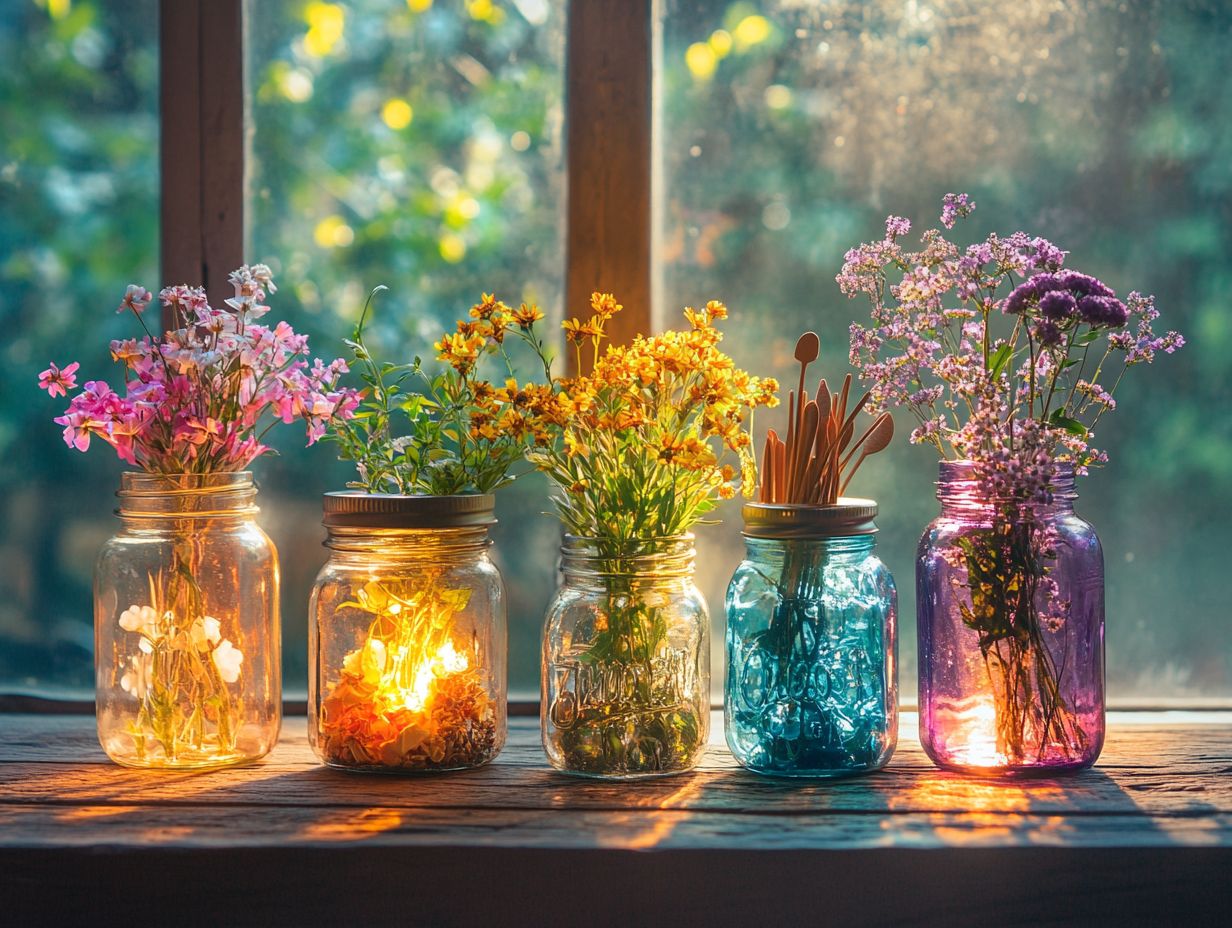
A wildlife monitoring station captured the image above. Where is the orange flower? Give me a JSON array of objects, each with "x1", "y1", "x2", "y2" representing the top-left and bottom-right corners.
[{"x1": 512, "y1": 302, "x2": 545, "y2": 328}]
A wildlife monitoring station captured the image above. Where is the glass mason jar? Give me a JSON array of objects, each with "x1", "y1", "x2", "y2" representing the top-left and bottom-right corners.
[
  {"x1": 94, "y1": 472, "x2": 280, "y2": 769},
  {"x1": 309, "y1": 493, "x2": 506, "y2": 773},
  {"x1": 918, "y1": 461, "x2": 1105, "y2": 775},
  {"x1": 725, "y1": 501, "x2": 897, "y2": 777},
  {"x1": 542, "y1": 535, "x2": 709, "y2": 778}
]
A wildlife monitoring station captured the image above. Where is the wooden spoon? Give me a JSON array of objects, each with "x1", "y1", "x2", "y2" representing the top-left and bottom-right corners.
[
  {"x1": 792, "y1": 401, "x2": 820, "y2": 500},
  {"x1": 761, "y1": 430, "x2": 776, "y2": 502},
  {"x1": 793, "y1": 333, "x2": 820, "y2": 433},
  {"x1": 840, "y1": 413, "x2": 894, "y2": 496},
  {"x1": 773, "y1": 434, "x2": 787, "y2": 503}
]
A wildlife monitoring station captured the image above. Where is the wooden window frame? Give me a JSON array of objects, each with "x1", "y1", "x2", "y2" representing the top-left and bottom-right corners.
[{"x1": 159, "y1": 0, "x2": 658, "y2": 343}]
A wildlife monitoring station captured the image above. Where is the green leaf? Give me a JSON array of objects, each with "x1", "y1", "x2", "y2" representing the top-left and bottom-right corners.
[
  {"x1": 989, "y1": 343, "x2": 1014, "y2": 379},
  {"x1": 1049, "y1": 409, "x2": 1089, "y2": 437}
]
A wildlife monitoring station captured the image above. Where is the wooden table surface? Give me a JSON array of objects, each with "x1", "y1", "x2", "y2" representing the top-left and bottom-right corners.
[{"x1": 3, "y1": 710, "x2": 1231, "y2": 927}]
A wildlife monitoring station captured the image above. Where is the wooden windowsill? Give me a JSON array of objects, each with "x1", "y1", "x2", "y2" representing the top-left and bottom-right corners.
[{"x1": 3, "y1": 711, "x2": 1230, "y2": 927}]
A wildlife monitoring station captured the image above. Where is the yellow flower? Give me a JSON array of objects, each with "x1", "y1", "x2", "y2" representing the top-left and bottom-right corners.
[
  {"x1": 434, "y1": 331, "x2": 485, "y2": 372},
  {"x1": 590, "y1": 291, "x2": 622, "y2": 319},
  {"x1": 562, "y1": 317, "x2": 588, "y2": 345},
  {"x1": 563, "y1": 431, "x2": 588, "y2": 457},
  {"x1": 512, "y1": 302, "x2": 544, "y2": 328}
]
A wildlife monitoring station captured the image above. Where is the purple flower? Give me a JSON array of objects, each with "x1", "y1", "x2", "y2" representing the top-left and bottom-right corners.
[
  {"x1": 1038, "y1": 290, "x2": 1077, "y2": 321},
  {"x1": 1028, "y1": 237, "x2": 1068, "y2": 273},
  {"x1": 1077, "y1": 295, "x2": 1128, "y2": 328},
  {"x1": 941, "y1": 192, "x2": 975, "y2": 229},
  {"x1": 885, "y1": 215, "x2": 911, "y2": 239},
  {"x1": 1032, "y1": 319, "x2": 1064, "y2": 347},
  {"x1": 1003, "y1": 280, "x2": 1037, "y2": 315},
  {"x1": 1058, "y1": 271, "x2": 1114, "y2": 299},
  {"x1": 1031, "y1": 273, "x2": 1066, "y2": 294}
]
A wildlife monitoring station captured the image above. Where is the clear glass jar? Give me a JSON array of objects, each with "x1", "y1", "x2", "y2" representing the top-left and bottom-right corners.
[
  {"x1": 542, "y1": 535, "x2": 709, "y2": 778},
  {"x1": 94, "y1": 472, "x2": 280, "y2": 769},
  {"x1": 918, "y1": 461, "x2": 1105, "y2": 775},
  {"x1": 309, "y1": 493, "x2": 506, "y2": 773},
  {"x1": 725, "y1": 501, "x2": 897, "y2": 777}
]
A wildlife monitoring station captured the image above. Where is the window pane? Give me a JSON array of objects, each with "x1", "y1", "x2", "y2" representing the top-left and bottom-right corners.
[
  {"x1": 247, "y1": 0, "x2": 566, "y2": 696},
  {"x1": 0, "y1": 0, "x2": 159, "y2": 694},
  {"x1": 660, "y1": 0, "x2": 1231, "y2": 700}
]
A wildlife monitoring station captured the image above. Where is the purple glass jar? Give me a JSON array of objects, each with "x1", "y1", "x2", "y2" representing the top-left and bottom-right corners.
[{"x1": 918, "y1": 461, "x2": 1104, "y2": 775}]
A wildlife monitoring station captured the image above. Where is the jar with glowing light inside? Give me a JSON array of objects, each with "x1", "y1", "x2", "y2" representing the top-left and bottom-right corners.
[
  {"x1": 94, "y1": 472, "x2": 281, "y2": 769},
  {"x1": 918, "y1": 461, "x2": 1105, "y2": 775},
  {"x1": 725, "y1": 501, "x2": 897, "y2": 777},
  {"x1": 309, "y1": 493, "x2": 506, "y2": 773}
]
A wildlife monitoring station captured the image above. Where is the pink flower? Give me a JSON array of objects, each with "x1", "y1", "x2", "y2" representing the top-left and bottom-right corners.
[
  {"x1": 38, "y1": 361, "x2": 79, "y2": 398},
  {"x1": 118, "y1": 285, "x2": 152, "y2": 316},
  {"x1": 54, "y1": 409, "x2": 100, "y2": 452}
]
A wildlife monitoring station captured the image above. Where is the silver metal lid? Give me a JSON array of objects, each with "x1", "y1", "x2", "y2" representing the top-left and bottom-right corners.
[
  {"x1": 741, "y1": 498, "x2": 878, "y2": 538},
  {"x1": 322, "y1": 492, "x2": 497, "y2": 529}
]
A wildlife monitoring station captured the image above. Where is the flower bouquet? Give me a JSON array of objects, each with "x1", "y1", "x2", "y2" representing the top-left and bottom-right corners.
[
  {"x1": 40, "y1": 265, "x2": 357, "y2": 767},
  {"x1": 310, "y1": 291, "x2": 553, "y2": 772},
  {"x1": 843, "y1": 194, "x2": 1183, "y2": 772},
  {"x1": 531, "y1": 295, "x2": 778, "y2": 777}
]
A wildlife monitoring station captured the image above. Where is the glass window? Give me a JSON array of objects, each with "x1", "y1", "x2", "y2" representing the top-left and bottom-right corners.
[
  {"x1": 0, "y1": 0, "x2": 159, "y2": 695},
  {"x1": 247, "y1": 0, "x2": 566, "y2": 697},
  {"x1": 660, "y1": 0, "x2": 1232, "y2": 701}
]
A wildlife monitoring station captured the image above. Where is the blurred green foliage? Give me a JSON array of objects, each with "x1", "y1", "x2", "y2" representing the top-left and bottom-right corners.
[
  {"x1": 1, "y1": 0, "x2": 1228, "y2": 700},
  {"x1": 663, "y1": 0, "x2": 1232, "y2": 698}
]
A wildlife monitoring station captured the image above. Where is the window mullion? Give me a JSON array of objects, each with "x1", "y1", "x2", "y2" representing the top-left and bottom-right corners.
[
  {"x1": 565, "y1": 0, "x2": 656, "y2": 369},
  {"x1": 160, "y1": 0, "x2": 245, "y2": 325}
]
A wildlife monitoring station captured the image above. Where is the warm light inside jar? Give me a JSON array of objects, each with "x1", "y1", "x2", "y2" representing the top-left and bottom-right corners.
[
  {"x1": 938, "y1": 695, "x2": 1008, "y2": 768},
  {"x1": 319, "y1": 578, "x2": 496, "y2": 770},
  {"x1": 399, "y1": 639, "x2": 469, "y2": 713}
]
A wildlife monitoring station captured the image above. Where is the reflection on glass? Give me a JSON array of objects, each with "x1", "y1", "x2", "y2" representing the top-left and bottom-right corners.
[
  {"x1": 247, "y1": 0, "x2": 566, "y2": 695},
  {"x1": 660, "y1": 0, "x2": 1231, "y2": 699}
]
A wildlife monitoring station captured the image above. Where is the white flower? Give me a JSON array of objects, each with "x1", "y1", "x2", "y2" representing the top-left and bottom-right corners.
[
  {"x1": 120, "y1": 654, "x2": 151, "y2": 699},
  {"x1": 118, "y1": 605, "x2": 161, "y2": 640},
  {"x1": 212, "y1": 639, "x2": 244, "y2": 684},
  {"x1": 191, "y1": 615, "x2": 222, "y2": 651}
]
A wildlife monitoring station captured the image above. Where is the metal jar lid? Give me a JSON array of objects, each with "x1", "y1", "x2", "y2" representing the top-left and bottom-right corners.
[
  {"x1": 322, "y1": 492, "x2": 497, "y2": 529},
  {"x1": 741, "y1": 498, "x2": 878, "y2": 539}
]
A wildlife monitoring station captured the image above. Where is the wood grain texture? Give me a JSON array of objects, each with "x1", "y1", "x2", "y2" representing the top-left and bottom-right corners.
[
  {"x1": 1, "y1": 712, "x2": 1230, "y2": 927},
  {"x1": 159, "y1": 0, "x2": 244, "y2": 312},
  {"x1": 565, "y1": 0, "x2": 654, "y2": 363}
]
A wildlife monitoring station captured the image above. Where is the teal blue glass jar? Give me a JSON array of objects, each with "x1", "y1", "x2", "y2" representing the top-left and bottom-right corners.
[{"x1": 725, "y1": 500, "x2": 897, "y2": 777}]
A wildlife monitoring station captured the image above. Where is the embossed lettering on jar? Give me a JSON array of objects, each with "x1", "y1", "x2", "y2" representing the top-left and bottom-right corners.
[
  {"x1": 542, "y1": 535, "x2": 709, "y2": 778},
  {"x1": 726, "y1": 500, "x2": 897, "y2": 777}
]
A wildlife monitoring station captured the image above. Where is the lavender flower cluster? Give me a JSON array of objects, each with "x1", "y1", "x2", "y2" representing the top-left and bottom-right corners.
[{"x1": 841, "y1": 194, "x2": 1184, "y2": 501}]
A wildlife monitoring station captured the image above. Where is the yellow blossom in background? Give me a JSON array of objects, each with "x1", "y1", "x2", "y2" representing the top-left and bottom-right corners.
[
  {"x1": 314, "y1": 215, "x2": 354, "y2": 248},
  {"x1": 381, "y1": 98, "x2": 414, "y2": 130},
  {"x1": 685, "y1": 42, "x2": 718, "y2": 81},
  {"x1": 37, "y1": 0, "x2": 72, "y2": 21},
  {"x1": 467, "y1": 0, "x2": 504, "y2": 24},
  {"x1": 438, "y1": 233, "x2": 467, "y2": 263},
  {"x1": 304, "y1": 2, "x2": 345, "y2": 58},
  {"x1": 407, "y1": 0, "x2": 433, "y2": 11},
  {"x1": 733, "y1": 14, "x2": 772, "y2": 50}
]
